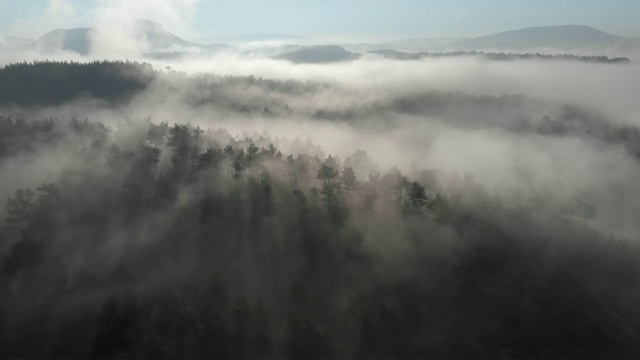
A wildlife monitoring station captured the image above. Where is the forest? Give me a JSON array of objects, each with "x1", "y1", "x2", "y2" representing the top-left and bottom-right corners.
[
  {"x1": 1, "y1": 60, "x2": 640, "y2": 358},
  {"x1": 370, "y1": 50, "x2": 632, "y2": 63},
  {"x1": 0, "y1": 61, "x2": 155, "y2": 106}
]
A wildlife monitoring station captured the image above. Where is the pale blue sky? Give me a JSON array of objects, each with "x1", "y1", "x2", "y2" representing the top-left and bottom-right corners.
[{"x1": 1, "y1": 0, "x2": 639, "y2": 41}]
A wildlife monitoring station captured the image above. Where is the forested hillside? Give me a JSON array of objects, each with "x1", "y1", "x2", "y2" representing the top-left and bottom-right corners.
[
  {"x1": 0, "y1": 61, "x2": 155, "y2": 106},
  {"x1": 370, "y1": 49, "x2": 631, "y2": 63},
  {"x1": 0, "y1": 115, "x2": 639, "y2": 358}
]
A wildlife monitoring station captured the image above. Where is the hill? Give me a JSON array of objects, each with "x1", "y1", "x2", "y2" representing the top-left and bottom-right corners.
[
  {"x1": 451, "y1": 25, "x2": 630, "y2": 50},
  {"x1": 277, "y1": 45, "x2": 359, "y2": 64},
  {"x1": 0, "y1": 61, "x2": 155, "y2": 106},
  {"x1": 21, "y1": 23, "x2": 640, "y2": 57},
  {"x1": 368, "y1": 49, "x2": 630, "y2": 63},
  {"x1": 34, "y1": 27, "x2": 92, "y2": 54},
  {"x1": 32, "y1": 19, "x2": 202, "y2": 55}
]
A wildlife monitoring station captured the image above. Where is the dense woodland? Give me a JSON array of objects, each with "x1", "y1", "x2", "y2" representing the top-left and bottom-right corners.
[
  {"x1": 0, "y1": 61, "x2": 155, "y2": 106},
  {"x1": 1, "y1": 61, "x2": 640, "y2": 358},
  {"x1": 370, "y1": 50, "x2": 631, "y2": 63},
  {"x1": 0, "y1": 54, "x2": 629, "y2": 107},
  {"x1": 0, "y1": 114, "x2": 638, "y2": 358}
]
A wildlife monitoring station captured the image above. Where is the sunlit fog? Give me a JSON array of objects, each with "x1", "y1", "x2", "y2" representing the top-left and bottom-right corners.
[{"x1": 1, "y1": 0, "x2": 640, "y2": 358}]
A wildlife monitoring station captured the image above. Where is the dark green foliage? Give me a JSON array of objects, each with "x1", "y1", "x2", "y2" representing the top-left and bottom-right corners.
[
  {"x1": 91, "y1": 295, "x2": 141, "y2": 358},
  {"x1": 320, "y1": 182, "x2": 349, "y2": 226},
  {"x1": 5, "y1": 188, "x2": 36, "y2": 227},
  {"x1": 0, "y1": 115, "x2": 108, "y2": 159},
  {"x1": 285, "y1": 285, "x2": 335, "y2": 358},
  {"x1": 317, "y1": 164, "x2": 338, "y2": 183},
  {"x1": 341, "y1": 167, "x2": 358, "y2": 190},
  {"x1": 168, "y1": 123, "x2": 202, "y2": 175},
  {"x1": 408, "y1": 181, "x2": 427, "y2": 210},
  {"x1": 4, "y1": 184, "x2": 59, "y2": 273},
  {"x1": 0, "y1": 61, "x2": 155, "y2": 106}
]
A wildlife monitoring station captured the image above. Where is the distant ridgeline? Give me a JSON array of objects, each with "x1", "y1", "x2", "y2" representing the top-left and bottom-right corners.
[
  {"x1": 0, "y1": 61, "x2": 156, "y2": 106},
  {"x1": 370, "y1": 49, "x2": 631, "y2": 63}
]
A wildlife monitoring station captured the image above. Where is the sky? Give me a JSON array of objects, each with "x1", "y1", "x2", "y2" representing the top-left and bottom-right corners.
[{"x1": 1, "y1": 0, "x2": 639, "y2": 42}]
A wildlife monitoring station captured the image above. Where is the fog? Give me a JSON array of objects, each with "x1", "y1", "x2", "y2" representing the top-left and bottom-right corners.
[
  {"x1": 0, "y1": 62, "x2": 634, "y2": 244},
  {"x1": 2, "y1": 4, "x2": 640, "y2": 357},
  {"x1": 4, "y1": 51, "x2": 639, "y2": 236}
]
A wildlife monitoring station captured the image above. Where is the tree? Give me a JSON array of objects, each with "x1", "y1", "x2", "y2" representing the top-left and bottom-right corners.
[
  {"x1": 408, "y1": 181, "x2": 427, "y2": 210},
  {"x1": 92, "y1": 295, "x2": 141, "y2": 358},
  {"x1": 123, "y1": 144, "x2": 160, "y2": 205},
  {"x1": 321, "y1": 183, "x2": 348, "y2": 226},
  {"x1": 285, "y1": 285, "x2": 335, "y2": 358},
  {"x1": 4, "y1": 184, "x2": 59, "y2": 273},
  {"x1": 224, "y1": 145, "x2": 234, "y2": 179},
  {"x1": 248, "y1": 173, "x2": 275, "y2": 226},
  {"x1": 229, "y1": 148, "x2": 246, "y2": 179},
  {"x1": 344, "y1": 150, "x2": 373, "y2": 180},
  {"x1": 317, "y1": 165, "x2": 338, "y2": 184},
  {"x1": 323, "y1": 155, "x2": 340, "y2": 173},
  {"x1": 146, "y1": 121, "x2": 169, "y2": 147},
  {"x1": 295, "y1": 155, "x2": 309, "y2": 183},
  {"x1": 341, "y1": 167, "x2": 358, "y2": 190},
  {"x1": 286, "y1": 154, "x2": 297, "y2": 185},
  {"x1": 197, "y1": 147, "x2": 221, "y2": 178},
  {"x1": 106, "y1": 144, "x2": 133, "y2": 170},
  {"x1": 6, "y1": 188, "x2": 36, "y2": 228},
  {"x1": 266, "y1": 143, "x2": 277, "y2": 157},
  {"x1": 246, "y1": 143, "x2": 260, "y2": 178},
  {"x1": 167, "y1": 124, "x2": 202, "y2": 174}
]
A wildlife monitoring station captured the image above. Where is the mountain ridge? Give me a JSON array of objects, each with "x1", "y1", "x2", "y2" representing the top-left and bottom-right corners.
[
  {"x1": 32, "y1": 19, "x2": 203, "y2": 55},
  {"x1": 450, "y1": 24, "x2": 634, "y2": 50},
  {"x1": 8, "y1": 22, "x2": 640, "y2": 56}
]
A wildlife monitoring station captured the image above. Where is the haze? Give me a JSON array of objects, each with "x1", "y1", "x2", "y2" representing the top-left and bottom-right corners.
[{"x1": 1, "y1": 0, "x2": 640, "y2": 358}]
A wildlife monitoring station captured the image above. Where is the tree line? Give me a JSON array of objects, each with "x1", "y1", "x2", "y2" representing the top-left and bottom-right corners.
[
  {"x1": 0, "y1": 61, "x2": 155, "y2": 106},
  {"x1": 370, "y1": 49, "x2": 631, "y2": 63}
]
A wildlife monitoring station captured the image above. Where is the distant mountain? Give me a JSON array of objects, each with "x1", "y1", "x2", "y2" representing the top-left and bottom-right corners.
[
  {"x1": 276, "y1": 45, "x2": 359, "y2": 64},
  {"x1": 34, "y1": 27, "x2": 92, "y2": 54},
  {"x1": 32, "y1": 19, "x2": 205, "y2": 55},
  {"x1": 16, "y1": 22, "x2": 640, "y2": 58},
  {"x1": 451, "y1": 25, "x2": 631, "y2": 50},
  {"x1": 126, "y1": 19, "x2": 195, "y2": 49},
  {"x1": 368, "y1": 49, "x2": 630, "y2": 64},
  {"x1": 338, "y1": 26, "x2": 640, "y2": 54},
  {"x1": 368, "y1": 49, "x2": 424, "y2": 60}
]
